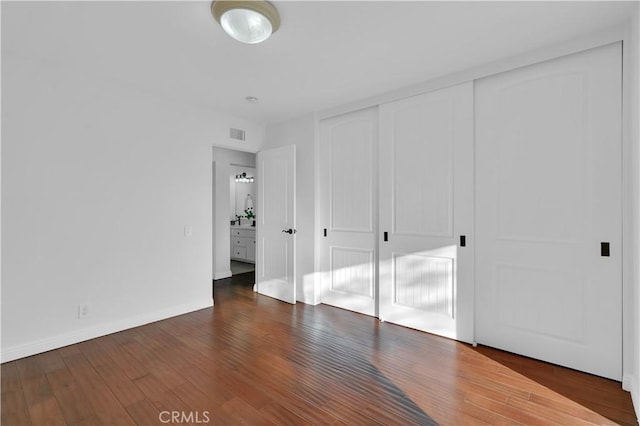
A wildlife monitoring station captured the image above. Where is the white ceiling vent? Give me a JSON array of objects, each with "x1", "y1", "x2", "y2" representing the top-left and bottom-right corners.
[{"x1": 230, "y1": 128, "x2": 246, "y2": 141}]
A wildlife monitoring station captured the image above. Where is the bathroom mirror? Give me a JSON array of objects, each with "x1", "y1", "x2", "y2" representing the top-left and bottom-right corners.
[{"x1": 230, "y1": 165, "x2": 256, "y2": 225}]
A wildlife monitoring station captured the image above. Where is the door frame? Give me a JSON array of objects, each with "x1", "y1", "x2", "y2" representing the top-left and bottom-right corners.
[{"x1": 211, "y1": 146, "x2": 258, "y2": 284}]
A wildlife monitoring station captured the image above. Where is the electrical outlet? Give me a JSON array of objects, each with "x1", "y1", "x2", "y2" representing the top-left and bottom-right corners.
[{"x1": 77, "y1": 304, "x2": 90, "y2": 319}]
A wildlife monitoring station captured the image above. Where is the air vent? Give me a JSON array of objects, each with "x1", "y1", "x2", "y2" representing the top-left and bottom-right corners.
[{"x1": 230, "y1": 128, "x2": 246, "y2": 141}]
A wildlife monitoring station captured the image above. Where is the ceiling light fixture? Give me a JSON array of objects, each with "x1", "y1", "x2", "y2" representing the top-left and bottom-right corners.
[
  {"x1": 212, "y1": 1, "x2": 280, "y2": 44},
  {"x1": 245, "y1": 96, "x2": 260, "y2": 104}
]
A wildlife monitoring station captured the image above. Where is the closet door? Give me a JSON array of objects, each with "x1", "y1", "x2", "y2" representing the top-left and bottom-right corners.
[
  {"x1": 319, "y1": 108, "x2": 377, "y2": 316},
  {"x1": 475, "y1": 43, "x2": 622, "y2": 380},
  {"x1": 378, "y1": 82, "x2": 474, "y2": 343}
]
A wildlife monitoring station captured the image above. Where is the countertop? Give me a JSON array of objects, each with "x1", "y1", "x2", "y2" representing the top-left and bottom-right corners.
[{"x1": 231, "y1": 225, "x2": 256, "y2": 230}]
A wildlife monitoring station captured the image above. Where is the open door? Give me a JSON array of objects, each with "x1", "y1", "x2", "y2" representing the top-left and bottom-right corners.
[{"x1": 256, "y1": 145, "x2": 296, "y2": 304}]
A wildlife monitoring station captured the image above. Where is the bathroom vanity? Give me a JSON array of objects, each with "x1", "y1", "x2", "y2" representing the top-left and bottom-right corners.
[{"x1": 230, "y1": 226, "x2": 256, "y2": 263}]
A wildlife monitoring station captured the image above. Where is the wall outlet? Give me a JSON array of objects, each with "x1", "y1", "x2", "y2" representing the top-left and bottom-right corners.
[
  {"x1": 77, "y1": 304, "x2": 90, "y2": 319},
  {"x1": 184, "y1": 225, "x2": 192, "y2": 237}
]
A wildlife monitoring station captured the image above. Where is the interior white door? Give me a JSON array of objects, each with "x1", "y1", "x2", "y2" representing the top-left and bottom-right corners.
[
  {"x1": 256, "y1": 145, "x2": 296, "y2": 304},
  {"x1": 378, "y1": 82, "x2": 474, "y2": 343},
  {"x1": 319, "y1": 107, "x2": 377, "y2": 316},
  {"x1": 475, "y1": 43, "x2": 622, "y2": 380}
]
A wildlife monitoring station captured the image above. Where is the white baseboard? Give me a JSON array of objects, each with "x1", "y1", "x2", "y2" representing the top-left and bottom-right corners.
[
  {"x1": 297, "y1": 296, "x2": 320, "y2": 305},
  {"x1": 624, "y1": 373, "x2": 633, "y2": 392},
  {"x1": 1, "y1": 298, "x2": 213, "y2": 363},
  {"x1": 253, "y1": 282, "x2": 318, "y2": 305},
  {"x1": 213, "y1": 270, "x2": 232, "y2": 280},
  {"x1": 632, "y1": 379, "x2": 640, "y2": 425},
  {"x1": 624, "y1": 373, "x2": 640, "y2": 424}
]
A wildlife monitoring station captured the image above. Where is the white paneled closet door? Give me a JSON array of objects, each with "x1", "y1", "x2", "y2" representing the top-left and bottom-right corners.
[
  {"x1": 319, "y1": 108, "x2": 378, "y2": 316},
  {"x1": 475, "y1": 43, "x2": 622, "y2": 380},
  {"x1": 378, "y1": 82, "x2": 474, "y2": 343}
]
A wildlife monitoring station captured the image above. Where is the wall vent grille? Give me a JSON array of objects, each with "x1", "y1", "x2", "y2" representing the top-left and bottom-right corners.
[{"x1": 230, "y1": 128, "x2": 246, "y2": 141}]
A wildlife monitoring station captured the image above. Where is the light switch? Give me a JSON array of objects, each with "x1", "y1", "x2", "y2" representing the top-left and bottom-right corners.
[{"x1": 184, "y1": 225, "x2": 193, "y2": 237}]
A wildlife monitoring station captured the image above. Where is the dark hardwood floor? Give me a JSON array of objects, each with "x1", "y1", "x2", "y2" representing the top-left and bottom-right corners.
[{"x1": 2, "y1": 272, "x2": 637, "y2": 425}]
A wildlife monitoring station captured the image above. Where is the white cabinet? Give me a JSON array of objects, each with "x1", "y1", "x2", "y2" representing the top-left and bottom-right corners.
[
  {"x1": 246, "y1": 239, "x2": 256, "y2": 262},
  {"x1": 231, "y1": 228, "x2": 255, "y2": 263}
]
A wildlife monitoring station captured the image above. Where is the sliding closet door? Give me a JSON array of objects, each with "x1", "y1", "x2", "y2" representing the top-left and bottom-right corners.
[
  {"x1": 378, "y1": 82, "x2": 474, "y2": 343},
  {"x1": 475, "y1": 43, "x2": 622, "y2": 380},
  {"x1": 319, "y1": 108, "x2": 377, "y2": 316}
]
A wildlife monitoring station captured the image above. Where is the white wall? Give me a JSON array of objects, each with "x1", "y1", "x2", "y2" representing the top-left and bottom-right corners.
[
  {"x1": 212, "y1": 148, "x2": 256, "y2": 280},
  {"x1": 626, "y1": 3, "x2": 640, "y2": 419},
  {"x1": 1, "y1": 51, "x2": 264, "y2": 361},
  {"x1": 264, "y1": 115, "x2": 317, "y2": 304}
]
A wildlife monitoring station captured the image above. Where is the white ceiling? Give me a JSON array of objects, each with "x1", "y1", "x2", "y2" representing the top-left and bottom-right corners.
[{"x1": 2, "y1": 1, "x2": 635, "y2": 125}]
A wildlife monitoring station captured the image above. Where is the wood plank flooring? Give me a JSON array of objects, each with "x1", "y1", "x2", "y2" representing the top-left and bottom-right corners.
[{"x1": 2, "y1": 272, "x2": 637, "y2": 425}]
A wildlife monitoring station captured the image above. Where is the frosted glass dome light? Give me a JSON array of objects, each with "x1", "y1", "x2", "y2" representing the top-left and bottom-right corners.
[
  {"x1": 212, "y1": 1, "x2": 280, "y2": 44},
  {"x1": 221, "y1": 9, "x2": 272, "y2": 44}
]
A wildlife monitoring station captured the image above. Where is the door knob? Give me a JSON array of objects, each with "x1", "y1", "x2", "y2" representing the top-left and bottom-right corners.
[{"x1": 282, "y1": 228, "x2": 296, "y2": 234}]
